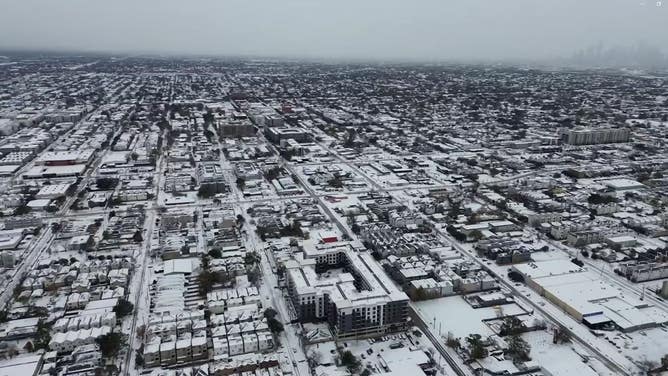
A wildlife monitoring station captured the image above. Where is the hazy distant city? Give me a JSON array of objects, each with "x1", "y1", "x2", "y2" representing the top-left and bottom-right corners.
[{"x1": 0, "y1": 1, "x2": 667, "y2": 375}]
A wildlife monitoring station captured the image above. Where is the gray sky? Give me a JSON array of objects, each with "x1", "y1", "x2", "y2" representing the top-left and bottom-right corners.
[{"x1": 0, "y1": 0, "x2": 666, "y2": 62}]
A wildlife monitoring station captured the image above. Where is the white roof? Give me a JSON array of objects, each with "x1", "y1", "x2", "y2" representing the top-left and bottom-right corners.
[
  {"x1": 0, "y1": 355, "x2": 43, "y2": 376},
  {"x1": 603, "y1": 178, "x2": 644, "y2": 190},
  {"x1": 512, "y1": 259, "x2": 584, "y2": 280},
  {"x1": 84, "y1": 298, "x2": 118, "y2": 311},
  {"x1": 27, "y1": 199, "x2": 51, "y2": 208},
  {"x1": 606, "y1": 235, "x2": 636, "y2": 243},
  {"x1": 163, "y1": 259, "x2": 194, "y2": 275},
  {"x1": 37, "y1": 184, "x2": 70, "y2": 196},
  {"x1": 24, "y1": 164, "x2": 86, "y2": 178}
]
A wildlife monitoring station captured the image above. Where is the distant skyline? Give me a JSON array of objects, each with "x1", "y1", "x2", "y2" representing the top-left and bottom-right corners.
[{"x1": 0, "y1": 0, "x2": 666, "y2": 64}]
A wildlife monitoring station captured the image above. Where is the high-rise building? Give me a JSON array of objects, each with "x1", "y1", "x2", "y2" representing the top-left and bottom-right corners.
[{"x1": 563, "y1": 126, "x2": 630, "y2": 145}]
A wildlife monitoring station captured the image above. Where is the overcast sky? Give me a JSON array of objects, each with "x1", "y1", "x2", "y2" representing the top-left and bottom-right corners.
[{"x1": 0, "y1": 0, "x2": 666, "y2": 62}]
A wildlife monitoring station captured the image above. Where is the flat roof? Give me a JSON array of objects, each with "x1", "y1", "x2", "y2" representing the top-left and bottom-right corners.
[
  {"x1": 517, "y1": 260, "x2": 668, "y2": 329},
  {"x1": 0, "y1": 354, "x2": 42, "y2": 376},
  {"x1": 37, "y1": 184, "x2": 70, "y2": 195},
  {"x1": 607, "y1": 235, "x2": 637, "y2": 243},
  {"x1": 513, "y1": 259, "x2": 584, "y2": 280},
  {"x1": 35, "y1": 149, "x2": 93, "y2": 163},
  {"x1": 0, "y1": 165, "x2": 20, "y2": 175},
  {"x1": 27, "y1": 199, "x2": 51, "y2": 207},
  {"x1": 164, "y1": 259, "x2": 194, "y2": 274},
  {"x1": 287, "y1": 244, "x2": 408, "y2": 309},
  {"x1": 602, "y1": 178, "x2": 644, "y2": 190},
  {"x1": 24, "y1": 164, "x2": 86, "y2": 177}
]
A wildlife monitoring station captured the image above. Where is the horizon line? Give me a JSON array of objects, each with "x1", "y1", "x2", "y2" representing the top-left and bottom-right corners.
[{"x1": 1, "y1": 46, "x2": 667, "y2": 71}]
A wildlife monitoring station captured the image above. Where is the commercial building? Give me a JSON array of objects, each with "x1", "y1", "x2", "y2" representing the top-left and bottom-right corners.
[
  {"x1": 0, "y1": 354, "x2": 43, "y2": 376},
  {"x1": 602, "y1": 178, "x2": 645, "y2": 191},
  {"x1": 0, "y1": 229, "x2": 26, "y2": 251},
  {"x1": 34, "y1": 149, "x2": 95, "y2": 166},
  {"x1": 35, "y1": 183, "x2": 71, "y2": 199},
  {"x1": 263, "y1": 115, "x2": 284, "y2": 128},
  {"x1": 0, "y1": 151, "x2": 33, "y2": 165},
  {"x1": 271, "y1": 176, "x2": 302, "y2": 195},
  {"x1": 285, "y1": 242, "x2": 409, "y2": 338},
  {"x1": 218, "y1": 119, "x2": 256, "y2": 138},
  {"x1": 264, "y1": 127, "x2": 309, "y2": 144},
  {"x1": 23, "y1": 164, "x2": 86, "y2": 179},
  {"x1": 512, "y1": 260, "x2": 668, "y2": 332},
  {"x1": 617, "y1": 262, "x2": 668, "y2": 283}
]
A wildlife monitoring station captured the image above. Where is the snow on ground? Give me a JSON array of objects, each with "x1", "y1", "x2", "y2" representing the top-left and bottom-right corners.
[
  {"x1": 338, "y1": 335, "x2": 434, "y2": 375},
  {"x1": 414, "y1": 295, "x2": 527, "y2": 339},
  {"x1": 305, "y1": 340, "x2": 338, "y2": 367},
  {"x1": 501, "y1": 244, "x2": 668, "y2": 369},
  {"x1": 414, "y1": 295, "x2": 622, "y2": 376},
  {"x1": 602, "y1": 326, "x2": 668, "y2": 367},
  {"x1": 522, "y1": 331, "x2": 607, "y2": 376},
  {"x1": 471, "y1": 245, "x2": 645, "y2": 373}
]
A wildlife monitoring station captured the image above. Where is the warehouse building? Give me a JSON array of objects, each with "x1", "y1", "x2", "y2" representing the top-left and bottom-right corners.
[{"x1": 512, "y1": 260, "x2": 668, "y2": 332}]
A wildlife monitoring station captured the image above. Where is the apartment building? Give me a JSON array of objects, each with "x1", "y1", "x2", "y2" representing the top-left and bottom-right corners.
[
  {"x1": 563, "y1": 126, "x2": 630, "y2": 145},
  {"x1": 285, "y1": 242, "x2": 409, "y2": 338}
]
